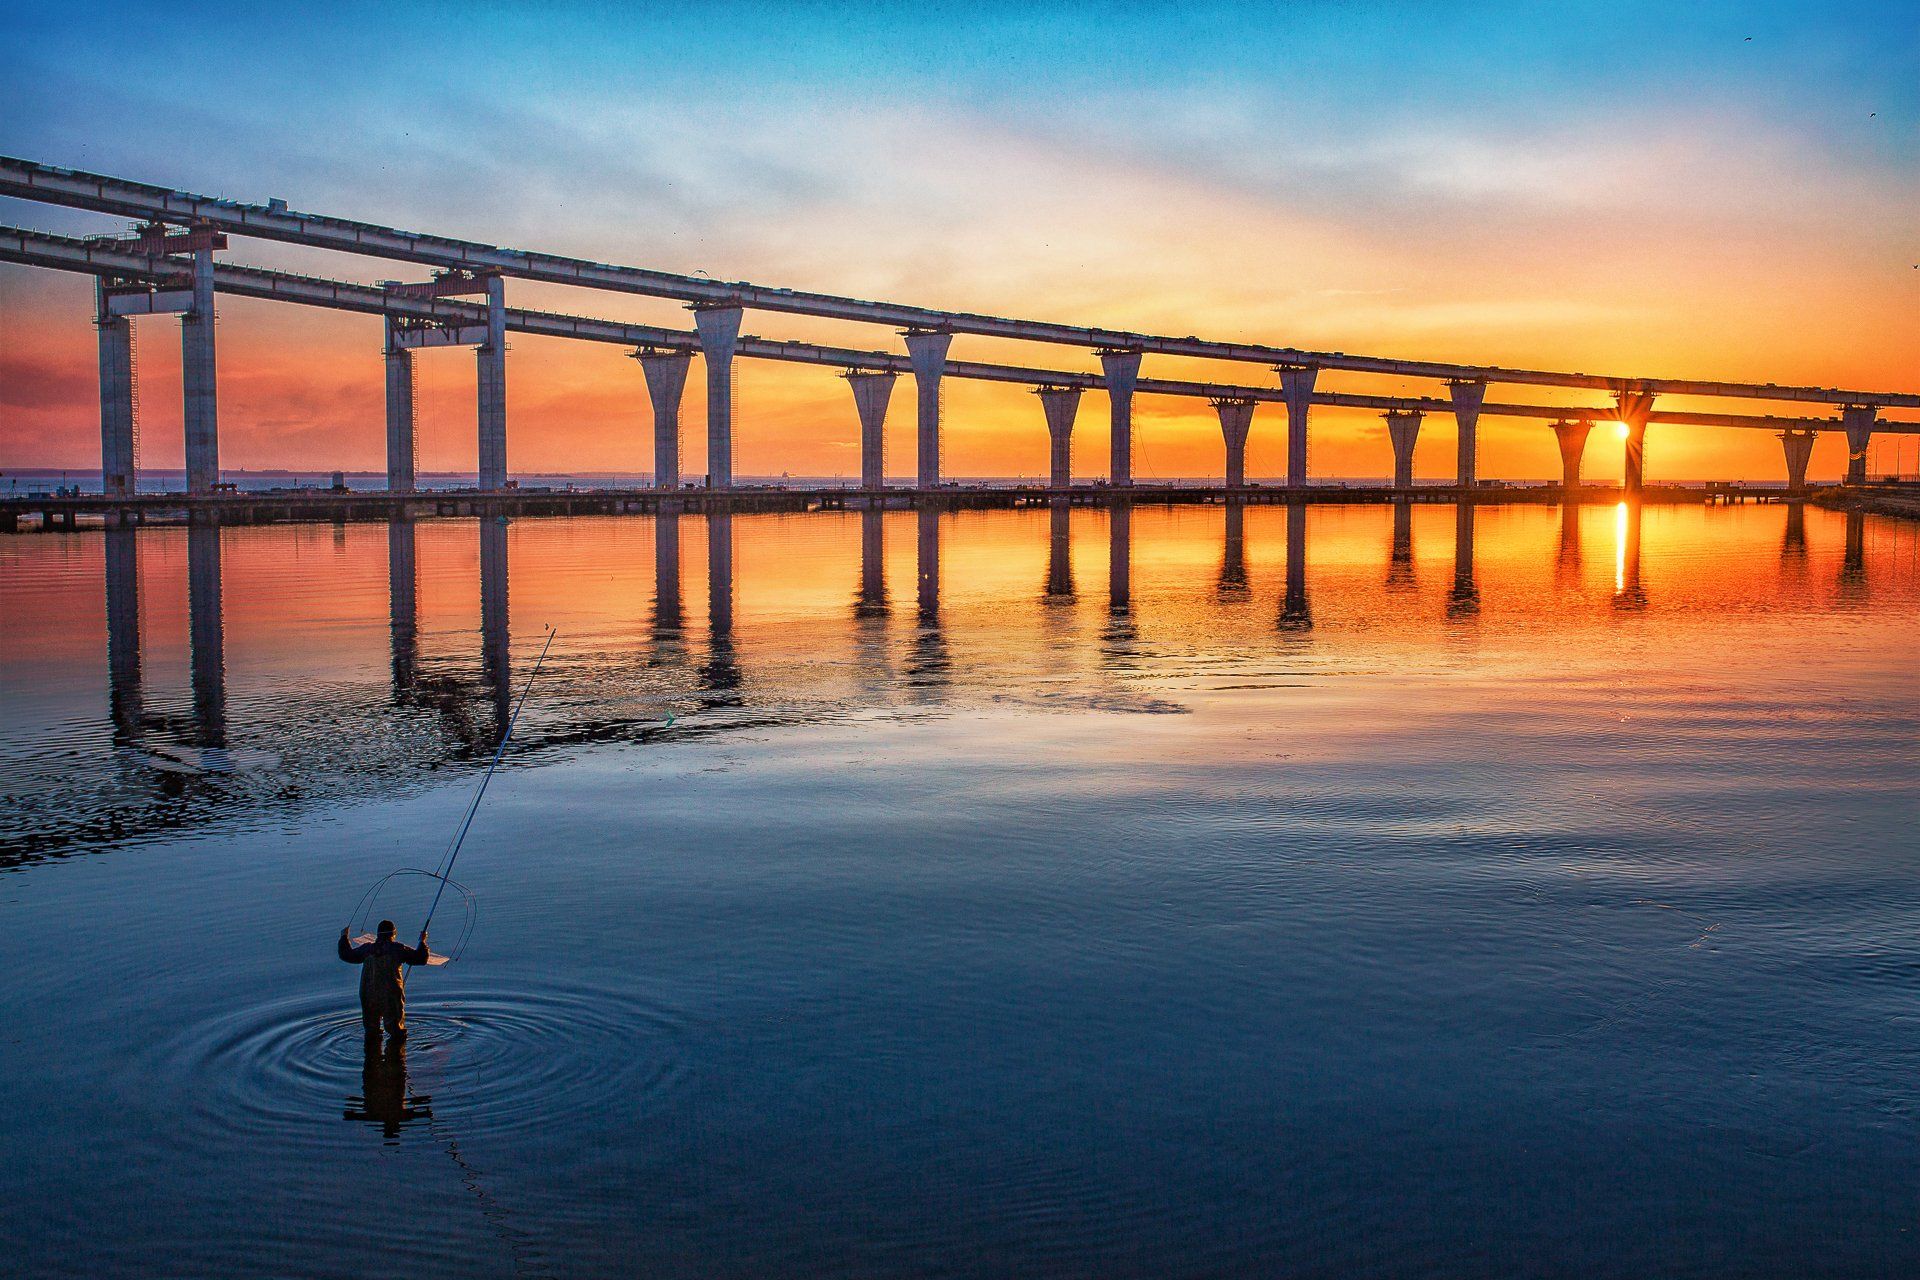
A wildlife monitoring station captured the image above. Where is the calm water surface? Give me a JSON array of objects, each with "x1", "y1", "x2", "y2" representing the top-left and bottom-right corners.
[{"x1": 2, "y1": 501, "x2": 1917, "y2": 1279}]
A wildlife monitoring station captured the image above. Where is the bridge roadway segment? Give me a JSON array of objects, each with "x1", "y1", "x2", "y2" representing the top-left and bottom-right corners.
[
  {"x1": 3, "y1": 225, "x2": 1900, "y2": 439},
  {"x1": 3, "y1": 155, "x2": 1914, "y2": 411}
]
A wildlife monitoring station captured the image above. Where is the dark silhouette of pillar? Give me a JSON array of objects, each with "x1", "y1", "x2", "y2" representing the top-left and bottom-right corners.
[
  {"x1": 1280, "y1": 502, "x2": 1311, "y2": 630},
  {"x1": 388, "y1": 518, "x2": 417, "y2": 692},
  {"x1": 1047, "y1": 499, "x2": 1075, "y2": 598},
  {"x1": 1386, "y1": 502, "x2": 1414, "y2": 589},
  {"x1": 1108, "y1": 502, "x2": 1132, "y2": 615},
  {"x1": 479, "y1": 517, "x2": 511, "y2": 735},
  {"x1": 1219, "y1": 501, "x2": 1247, "y2": 594},
  {"x1": 858, "y1": 506, "x2": 888, "y2": 615},
  {"x1": 1841, "y1": 406, "x2": 1877, "y2": 485},
  {"x1": 1616, "y1": 390, "x2": 1655, "y2": 495},
  {"x1": 1214, "y1": 397, "x2": 1257, "y2": 489},
  {"x1": 1448, "y1": 504, "x2": 1479, "y2": 618},
  {"x1": 1385, "y1": 409, "x2": 1421, "y2": 490}
]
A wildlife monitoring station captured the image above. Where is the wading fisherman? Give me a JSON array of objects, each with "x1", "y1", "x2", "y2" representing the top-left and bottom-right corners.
[{"x1": 338, "y1": 920, "x2": 430, "y2": 1045}]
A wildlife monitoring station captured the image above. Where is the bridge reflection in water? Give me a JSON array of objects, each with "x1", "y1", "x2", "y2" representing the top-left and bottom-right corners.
[{"x1": 8, "y1": 498, "x2": 1897, "y2": 868}]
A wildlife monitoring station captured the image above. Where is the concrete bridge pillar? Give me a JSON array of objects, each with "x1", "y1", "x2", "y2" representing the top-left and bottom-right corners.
[
  {"x1": 1212, "y1": 397, "x2": 1256, "y2": 489},
  {"x1": 1099, "y1": 349, "x2": 1143, "y2": 487},
  {"x1": 637, "y1": 348, "x2": 693, "y2": 490},
  {"x1": 96, "y1": 279, "x2": 137, "y2": 498},
  {"x1": 1277, "y1": 364, "x2": 1318, "y2": 489},
  {"x1": 1780, "y1": 428, "x2": 1817, "y2": 492},
  {"x1": 694, "y1": 305, "x2": 744, "y2": 490},
  {"x1": 1037, "y1": 386, "x2": 1082, "y2": 489},
  {"x1": 1841, "y1": 405, "x2": 1877, "y2": 484},
  {"x1": 384, "y1": 316, "x2": 417, "y2": 495},
  {"x1": 846, "y1": 369, "x2": 898, "y2": 491},
  {"x1": 182, "y1": 246, "x2": 220, "y2": 495},
  {"x1": 1449, "y1": 379, "x2": 1486, "y2": 488},
  {"x1": 1551, "y1": 419, "x2": 1591, "y2": 488},
  {"x1": 1384, "y1": 409, "x2": 1422, "y2": 490},
  {"x1": 476, "y1": 276, "x2": 508, "y2": 490},
  {"x1": 905, "y1": 329, "x2": 952, "y2": 490},
  {"x1": 1616, "y1": 389, "x2": 1656, "y2": 494}
]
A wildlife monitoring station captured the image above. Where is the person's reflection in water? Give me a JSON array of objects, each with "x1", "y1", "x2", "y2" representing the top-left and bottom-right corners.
[
  {"x1": 344, "y1": 1038, "x2": 431, "y2": 1144},
  {"x1": 700, "y1": 510, "x2": 741, "y2": 702},
  {"x1": 1279, "y1": 503, "x2": 1312, "y2": 631},
  {"x1": 1385, "y1": 501, "x2": 1415, "y2": 591},
  {"x1": 1447, "y1": 503, "x2": 1480, "y2": 619},
  {"x1": 1218, "y1": 501, "x2": 1248, "y2": 597}
]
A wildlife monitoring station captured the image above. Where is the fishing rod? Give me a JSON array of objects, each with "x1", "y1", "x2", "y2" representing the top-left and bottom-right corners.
[{"x1": 422, "y1": 626, "x2": 557, "y2": 933}]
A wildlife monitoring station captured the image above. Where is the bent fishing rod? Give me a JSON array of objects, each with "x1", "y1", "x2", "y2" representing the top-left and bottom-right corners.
[{"x1": 423, "y1": 626, "x2": 557, "y2": 933}]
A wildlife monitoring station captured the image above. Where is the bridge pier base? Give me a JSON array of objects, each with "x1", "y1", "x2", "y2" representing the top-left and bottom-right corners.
[
  {"x1": 638, "y1": 348, "x2": 693, "y2": 490},
  {"x1": 96, "y1": 278, "x2": 137, "y2": 498},
  {"x1": 1780, "y1": 428, "x2": 1817, "y2": 492},
  {"x1": 1385, "y1": 409, "x2": 1422, "y2": 490},
  {"x1": 1213, "y1": 397, "x2": 1256, "y2": 489},
  {"x1": 905, "y1": 329, "x2": 952, "y2": 490},
  {"x1": 182, "y1": 246, "x2": 220, "y2": 495},
  {"x1": 693, "y1": 305, "x2": 742, "y2": 490},
  {"x1": 1278, "y1": 364, "x2": 1318, "y2": 490},
  {"x1": 1099, "y1": 348, "x2": 1142, "y2": 488},
  {"x1": 1038, "y1": 386, "x2": 1082, "y2": 489},
  {"x1": 384, "y1": 317, "x2": 416, "y2": 494},
  {"x1": 846, "y1": 369, "x2": 898, "y2": 491},
  {"x1": 1552, "y1": 420, "x2": 1591, "y2": 489}
]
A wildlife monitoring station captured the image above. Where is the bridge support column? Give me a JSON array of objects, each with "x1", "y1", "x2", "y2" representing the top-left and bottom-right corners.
[
  {"x1": 1780, "y1": 428, "x2": 1817, "y2": 492},
  {"x1": 1385, "y1": 409, "x2": 1422, "y2": 490},
  {"x1": 1099, "y1": 348, "x2": 1143, "y2": 487},
  {"x1": 846, "y1": 369, "x2": 898, "y2": 491},
  {"x1": 693, "y1": 305, "x2": 743, "y2": 490},
  {"x1": 1449, "y1": 379, "x2": 1486, "y2": 488},
  {"x1": 384, "y1": 317, "x2": 416, "y2": 495},
  {"x1": 1277, "y1": 364, "x2": 1318, "y2": 489},
  {"x1": 1552, "y1": 419, "x2": 1591, "y2": 489},
  {"x1": 96, "y1": 279, "x2": 137, "y2": 498},
  {"x1": 1037, "y1": 386, "x2": 1082, "y2": 489},
  {"x1": 905, "y1": 329, "x2": 952, "y2": 490},
  {"x1": 1841, "y1": 404, "x2": 1877, "y2": 484},
  {"x1": 182, "y1": 246, "x2": 220, "y2": 495},
  {"x1": 637, "y1": 348, "x2": 693, "y2": 490},
  {"x1": 1213, "y1": 397, "x2": 1256, "y2": 489},
  {"x1": 476, "y1": 276, "x2": 508, "y2": 490},
  {"x1": 1617, "y1": 389, "x2": 1655, "y2": 495}
]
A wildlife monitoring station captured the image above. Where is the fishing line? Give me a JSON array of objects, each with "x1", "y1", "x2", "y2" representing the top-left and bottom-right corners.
[{"x1": 422, "y1": 626, "x2": 557, "y2": 934}]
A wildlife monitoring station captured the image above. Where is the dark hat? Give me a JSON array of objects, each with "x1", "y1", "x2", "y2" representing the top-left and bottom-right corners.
[{"x1": 377, "y1": 919, "x2": 397, "y2": 937}]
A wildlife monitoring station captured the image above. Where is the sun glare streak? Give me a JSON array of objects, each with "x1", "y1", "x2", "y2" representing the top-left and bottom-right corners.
[
  {"x1": 1613, "y1": 421, "x2": 1630, "y2": 440},
  {"x1": 1614, "y1": 501, "x2": 1627, "y2": 593}
]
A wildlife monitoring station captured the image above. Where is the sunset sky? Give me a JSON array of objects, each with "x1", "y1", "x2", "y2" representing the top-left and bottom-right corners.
[{"x1": 2, "y1": 0, "x2": 1915, "y2": 483}]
